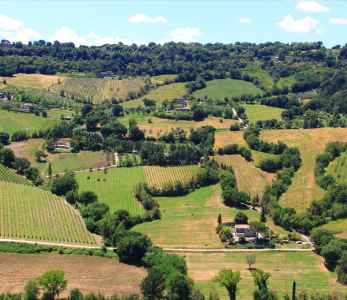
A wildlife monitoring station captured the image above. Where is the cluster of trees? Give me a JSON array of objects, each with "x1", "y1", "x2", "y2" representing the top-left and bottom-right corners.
[
  {"x1": 217, "y1": 143, "x2": 252, "y2": 161},
  {"x1": 0, "y1": 146, "x2": 42, "y2": 185}
]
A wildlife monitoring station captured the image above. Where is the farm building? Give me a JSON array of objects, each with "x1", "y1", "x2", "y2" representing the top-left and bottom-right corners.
[
  {"x1": 53, "y1": 138, "x2": 72, "y2": 151},
  {"x1": 233, "y1": 224, "x2": 263, "y2": 243}
]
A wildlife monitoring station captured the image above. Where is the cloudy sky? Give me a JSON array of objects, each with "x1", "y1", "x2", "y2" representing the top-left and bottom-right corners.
[{"x1": 0, "y1": 0, "x2": 347, "y2": 46}]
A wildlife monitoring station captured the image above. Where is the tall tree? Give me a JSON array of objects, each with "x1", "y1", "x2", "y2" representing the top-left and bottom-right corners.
[{"x1": 214, "y1": 269, "x2": 241, "y2": 300}]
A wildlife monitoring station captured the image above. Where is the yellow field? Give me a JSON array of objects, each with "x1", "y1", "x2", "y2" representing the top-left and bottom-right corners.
[
  {"x1": 0, "y1": 181, "x2": 96, "y2": 245},
  {"x1": 214, "y1": 130, "x2": 248, "y2": 149},
  {"x1": 140, "y1": 117, "x2": 238, "y2": 137},
  {"x1": 144, "y1": 165, "x2": 201, "y2": 189},
  {"x1": 261, "y1": 128, "x2": 347, "y2": 212},
  {"x1": 213, "y1": 155, "x2": 273, "y2": 198},
  {"x1": 0, "y1": 74, "x2": 63, "y2": 90}
]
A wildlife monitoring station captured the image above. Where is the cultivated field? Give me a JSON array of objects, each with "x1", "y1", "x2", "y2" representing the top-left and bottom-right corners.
[
  {"x1": 326, "y1": 152, "x2": 347, "y2": 184},
  {"x1": 122, "y1": 82, "x2": 187, "y2": 108},
  {"x1": 139, "y1": 116, "x2": 238, "y2": 137},
  {"x1": 76, "y1": 167, "x2": 145, "y2": 214},
  {"x1": 0, "y1": 74, "x2": 63, "y2": 90},
  {"x1": 0, "y1": 164, "x2": 30, "y2": 185},
  {"x1": 241, "y1": 65, "x2": 274, "y2": 91},
  {"x1": 0, "y1": 253, "x2": 145, "y2": 297},
  {"x1": 262, "y1": 128, "x2": 347, "y2": 212},
  {"x1": 51, "y1": 77, "x2": 147, "y2": 104},
  {"x1": 242, "y1": 104, "x2": 284, "y2": 123},
  {"x1": 180, "y1": 251, "x2": 343, "y2": 300},
  {"x1": 213, "y1": 155, "x2": 273, "y2": 198},
  {"x1": 0, "y1": 109, "x2": 57, "y2": 135},
  {"x1": 193, "y1": 79, "x2": 263, "y2": 99},
  {"x1": 150, "y1": 74, "x2": 177, "y2": 85},
  {"x1": 0, "y1": 181, "x2": 96, "y2": 245},
  {"x1": 144, "y1": 165, "x2": 202, "y2": 190},
  {"x1": 8, "y1": 139, "x2": 45, "y2": 163}
]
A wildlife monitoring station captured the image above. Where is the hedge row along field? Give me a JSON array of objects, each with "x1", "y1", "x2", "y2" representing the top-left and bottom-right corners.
[
  {"x1": 144, "y1": 165, "x2": 202, "y2": 190},
  {"x1": 76, "y1": 167, "x2": 145, "y2": 215},
  {"x1": 0, "y1": 164, "x2": 30, "y2": 185},
  {"x1": 0, "y1": 181, "x2": 96, "y2": 245}
]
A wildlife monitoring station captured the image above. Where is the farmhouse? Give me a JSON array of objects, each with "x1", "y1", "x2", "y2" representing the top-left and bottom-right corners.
[
  {"x1": 233, "y1": 224, "x2": 263, "y2": 243},
  {"x1": 172, "y1": 98, "x2": 190, "y2": 112},
  {"x1": 53, "y1": 138, "x2": 72, "y2": 151},
  {"x1": 19, "y1": 103, "x2": 34, "y2": 113}
]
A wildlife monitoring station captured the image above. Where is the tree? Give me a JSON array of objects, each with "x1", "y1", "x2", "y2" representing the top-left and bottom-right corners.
[
  {"x1": 337, "y1": 251, "x2": 347, "y2": 284},
  {"x1": 214, "y1": 269, "x2": 241, "y2": 300},
  {"x1": 0, "y1": 132, "x2": 10, "y2": 145},
  {"x1": 246, "y1": 254, "x2": 256, "y2": 270},
  {"x1": 141, "y1": 268, "x2": 165, "y2": 300},
  {"x1": 48, "y1": 162, "x2": 53, "y2": 178},
  {"x1": 78, "y1": 191, "x2": 98, "y2": 205},
  {"x1": 51, "y1": 172, "x2": 78, "y2": 196},
  {"x1": 35, "y1": 150, "x2": 46, "y2": 163},
  {"x1": 24, "y1": 279, "x2": 40, "y2": 300},
  {"x1": 234, "y1": 212, "x2": 248, "y2": 224},
  {"x1": 252, "y1": 269, "x2": 277, "y2": 300},
  {"x1": 39, "y1": 270, "x2": 67, "y2": 300},
  {"x1": 321, "y1": 239, "x2": 345, "y2": 270}
]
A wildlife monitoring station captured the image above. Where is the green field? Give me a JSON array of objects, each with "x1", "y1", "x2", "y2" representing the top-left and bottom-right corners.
[
  {"x1": 134, "y1": 185, "x2": 286, "y2": 248},
  {"x1": 38, "y1": 151, "x2": 109, "y2": 176},
  {"x1": 326, "y1": 151, "x2": 347, "y2": 184},
  {"x1": 122, "y1": 82, "x2": 187, "y2": 108},
  {"x1": 182, "y1": 251, "x2": 343, "y2": 300},
  {"x1": 241, "y1": 65, "x2": 274, "y2": 91},
  {"x1": 0, "y1": 164, "x2": 30, "y2": 185},
  {"x1": 318, "y1": 219, "x2": 347, "y2": 239},
  {"x1": 193, "y1": 79, "x2": 263, "y2": 99},
  {"x1": 151, "y1": 74, "x2": 177, "y2": 84},
  {"x1": 275, "y1": 76, "x2": 296, "y2": 89},
  {"x1": 0, "y1": 109, "x2": 57, "y2": 135},
  {"x1": 242, "y1": 104, "x2": 284, "y2": 123},
  {"x1": 76, "y1": 167, "x2": 146, "y2": 215},
  {"x1": 0, "y1": 180, "x2": 96, "y2": 245}
]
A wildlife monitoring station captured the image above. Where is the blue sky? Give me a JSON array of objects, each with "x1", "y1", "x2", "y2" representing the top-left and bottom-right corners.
[{"x1": 0, "y1": 1, "x2": 347, "y2": 46}]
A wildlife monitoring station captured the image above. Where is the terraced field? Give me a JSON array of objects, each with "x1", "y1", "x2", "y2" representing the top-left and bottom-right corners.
[
  {"x1": 242, "y1": 104, "x2": 284, "y2": 123},
  {"x1": 0, "y1": 109, "x2": 58, "y2": 135},
  {"x1": 144, "y1": 165, "x2": 202, "y2": 190},
  {"x1": 76, "y1": 167, "x2": 145, "y2": 214},
  {"x1": 122, "y1": 82, "x2": 187, "y2": 108},
  {"x1": 213, "y1": 155, "x2": 273, "y2": 198},
  {"x1": 0, "y1": 181, "x2": 96, "y2": 245},
  {"x1": 0, "y1": 164, "x2": 30, "y2": 185},
  {"x1": 193, "y1": 79, "x2": 263, "y2": 99}
]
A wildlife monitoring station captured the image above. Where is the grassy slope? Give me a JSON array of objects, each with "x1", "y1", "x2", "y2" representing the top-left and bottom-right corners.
[
  {"x1": 0, "y1": 164, "x2": 30, "y2": 185},
  {"x1": 0, "y1": 181, "x2": 96, "y2": 245},
  {"x1": 326, "y1": 152, "x2": 347, "y2": 184},
  {"x1": 75, "y1": 167, "x2": 145, "y2": 215},
  {"x1": 275, "y1": 76, "x2": 296, "y2": 89},
  {"x1": 262, "y1": 128, "x2": 347, "y2": 212},
  {"x1": 241, "y1": 65, "x2": 274, "y2": 91},
  {"x1": 242, "y1": 104, "x2": 284, "y2": 123},
  {"x1": 318, "y1": 219, "x2": 347, "y2": 239},
  {"x1": 0, "y1": 109, "x2": 57, "y2": 135},
  {"x1": 182, "y1": 251, "x2": 343, "y2": 300},
  {"x1": 122, "y1": 82, "x2": 187, "y2": 108},
  {"x1": 193, "y1": 79, "x2": 263, "y2": 99}
]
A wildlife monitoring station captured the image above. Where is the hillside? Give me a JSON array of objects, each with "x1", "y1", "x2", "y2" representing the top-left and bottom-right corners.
[
  {"x1": 0, "y1": 164, "x2": 30, "y2": 185},
  {"x1": 0, "y1": 181, "x2": 96, "y2": 245}
]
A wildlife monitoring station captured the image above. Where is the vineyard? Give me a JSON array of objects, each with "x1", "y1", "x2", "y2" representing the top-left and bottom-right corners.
[
  {"x1": 0, "y1": 181, "x2": 96, "y2": 245},
  {"x1": 76, "y1": 167, "x2": 145, "y2": 215},
  {"x1": 0, "y1": 164, "x2": 30, "y2": 185},
  {"x1": 144, "y1": 165, "x2": 202, "y2": 190}
]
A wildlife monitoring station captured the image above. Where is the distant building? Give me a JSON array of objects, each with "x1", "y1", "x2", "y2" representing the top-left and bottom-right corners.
[
  {"x1": 233, "y1": 224, "x2": 263, "y2": 243},
  {"x1": 53, "y1": 138, "x2": 72, "y2": 151},
  {"x1": 172, "y1": 98, "x2": 190, "y2": 112},
  {"x1": 19, "y1": 103, "x2": 34, "y2": 113}
]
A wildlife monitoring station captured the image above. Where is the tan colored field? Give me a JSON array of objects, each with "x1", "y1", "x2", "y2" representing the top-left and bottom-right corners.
[
  {"x1": 214, "y1": 130, "x2": 248, "y2": 149},
  {"x1": 0, "y1": 253, "x2": 145, "y2": 296},
  {"x1": 0, "y1": 74, "x2": 63, "y2": 90},
  {"x1": 180, "y1": 252, "x2": 344, "y2": 300},
  {"x1": 261, "y1": 128, "x2": 347, "y2": 212},
  {"x1": 213, "y1": 155, "x2": 273, "y2": 198},
  {"x1": 140, "y1": 117, "x2": 238, "y2": 137},
  {"x1": 144, "y1": 165, "x2": 201, "y2": 190},
  {"x1": 8, "y1": 139, "x2": 45, "y2": 163}
]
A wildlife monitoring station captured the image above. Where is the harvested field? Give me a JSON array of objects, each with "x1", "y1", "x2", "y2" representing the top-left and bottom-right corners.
[
  {"x1": 0, "y1": 253, "x2": 145, "y2": 297},
  {"x1": 0, "y1": 74, "x2": 63, "y2": 90}
]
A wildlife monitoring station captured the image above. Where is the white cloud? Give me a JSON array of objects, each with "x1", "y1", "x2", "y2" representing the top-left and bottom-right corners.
[
  {"x1": 296, "y1": 1, "x2": 329, "y2": 13},
  {"x1": 330, "y1": 17, "x2": 347, "y2": 25},
  {"x1": 0, "y1": 14, "x2": 40, "y2": 42},
  {"x1": 51, "y1": 26, "x2": 131, "y2": 46},
  {"x1": 128, "y1": 13, "x2": 167, "y2": 24},
  {"x1": 277, "y1": 15, "x2": 319, "y2": 33},
  {"x1": 162, "y1": 27, "x2": 202, "y2": 43},
  {"x1": 239, "y1": 17, "x2": 252, "y2": 24}
]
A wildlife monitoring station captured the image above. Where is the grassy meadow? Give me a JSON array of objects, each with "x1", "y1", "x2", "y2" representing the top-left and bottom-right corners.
[
  {"x1": 241, "y1": 65, "x2": 274, "y2": 91},
  {"x1": 76, "y1": 167, "x2": 146, "y2": 215},
  {"x1": 0, "y1": 109, "x2": 57, "y2": 135},
  {"x1": 318, "y1": 219, "x2": 347, "y2": 239},
  {"x1": 193, "y1": 79, "x2": 263, "y2": 99},
  {"x1": 122, "y1": 82, "x2": 187, "y2": 108},
  {"x1": 0, "y1": 181, "x2": 96, "y2": 245},
  {"x1": 275, "y1": 76, "x2": 296, "y2": 89},
  {"x1": 326, "y1": 152, "x2": 347, "y2": 184},
  {"x1": 242, "y1": 104, "x2": 284, "y2": 123},
  {"x1": 181, "y1": 251, "x2": 343, "y2": 300}
]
